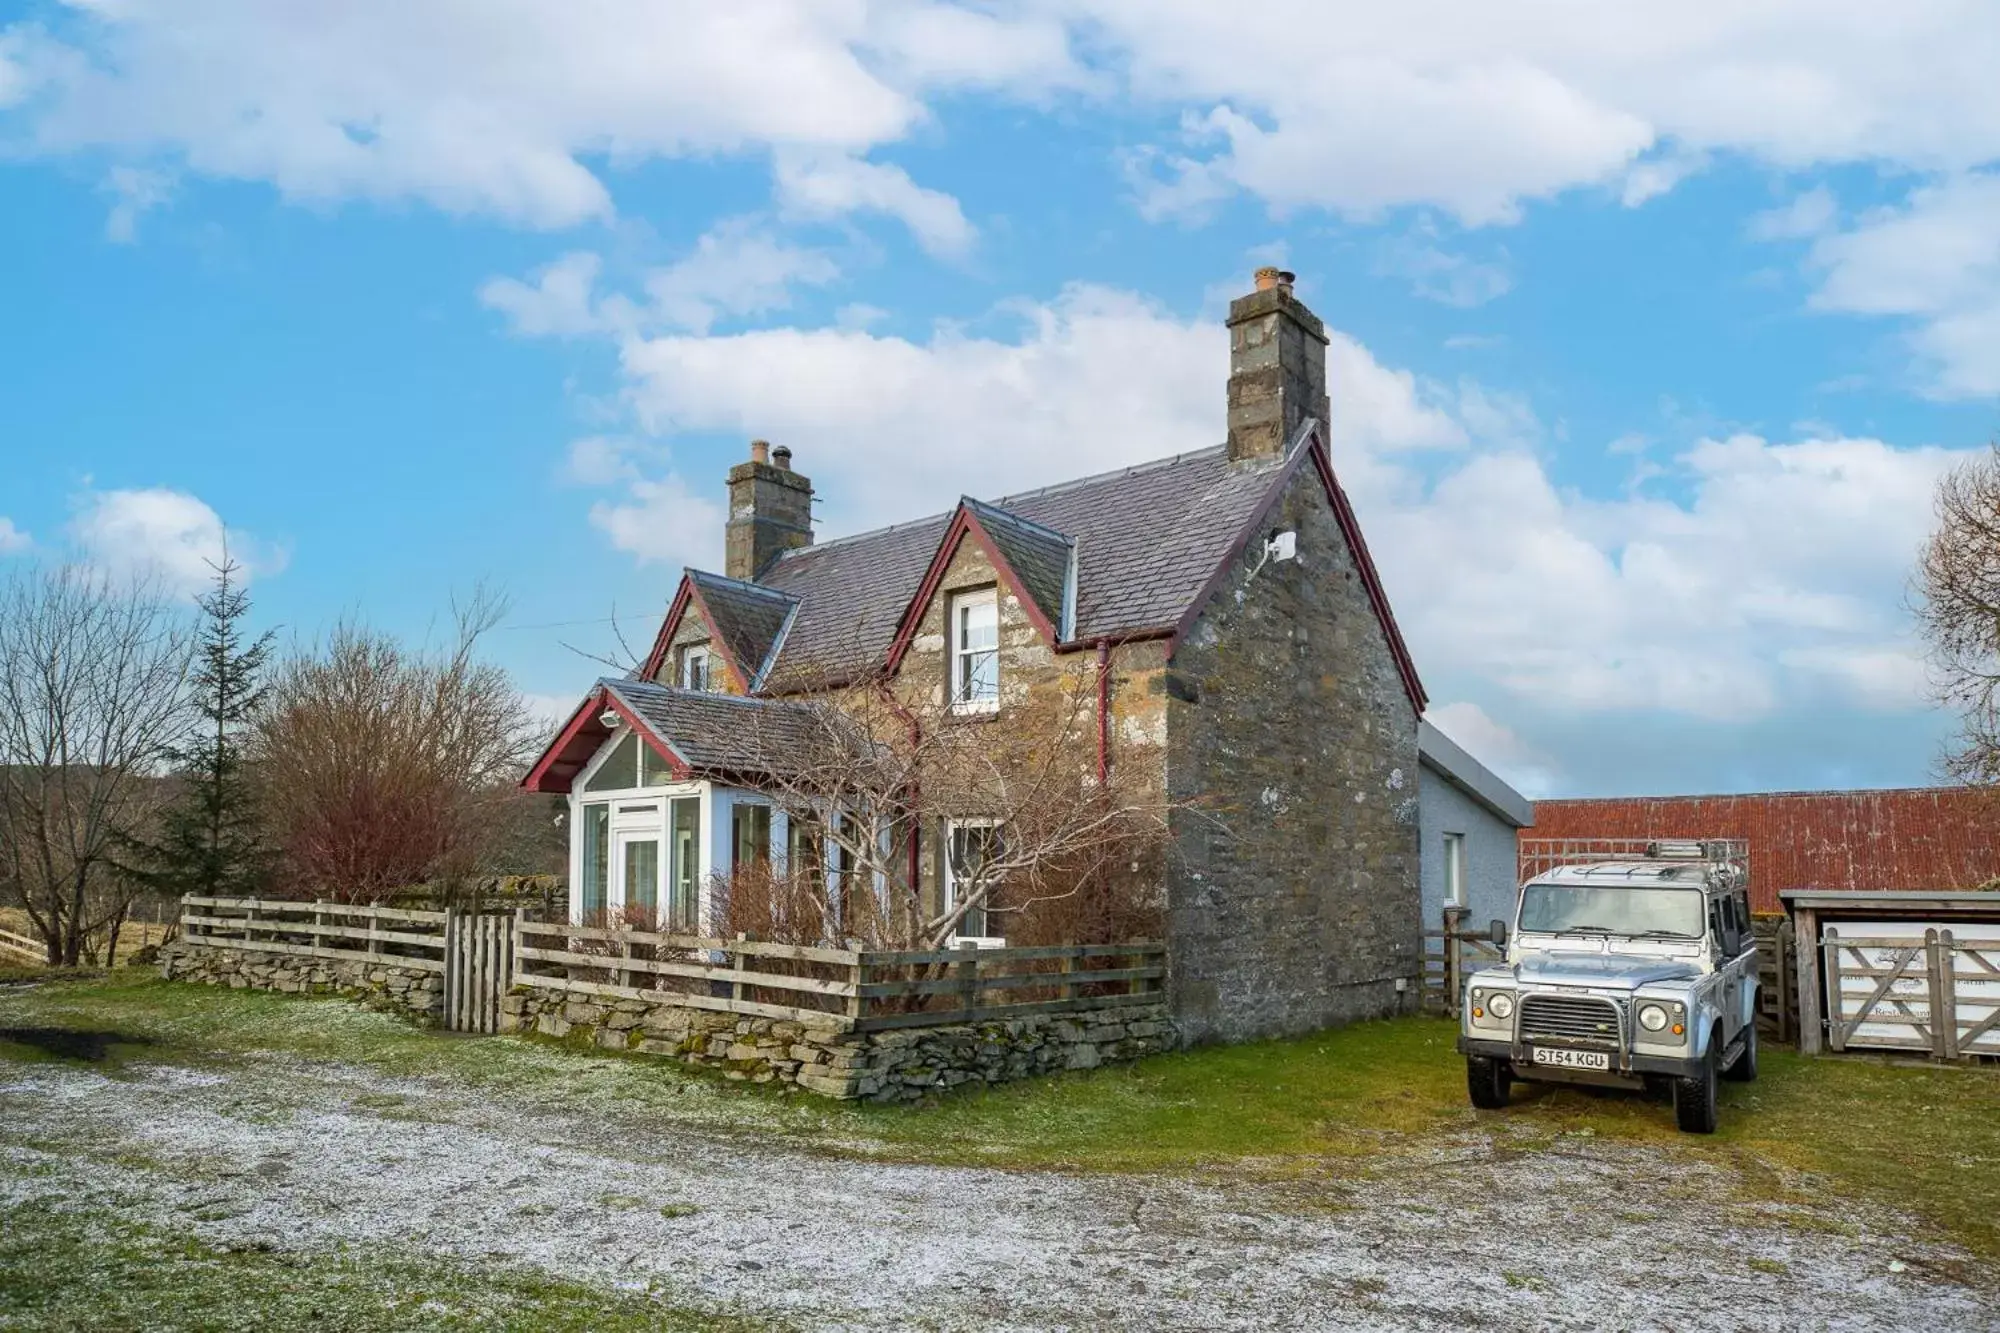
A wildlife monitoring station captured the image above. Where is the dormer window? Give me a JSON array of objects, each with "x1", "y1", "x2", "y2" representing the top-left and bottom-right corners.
[
  {"x1": 680, "y1": 645, "x2": 710, "y2": 692},
  {"x1": 950, "y1": 589, "x2": 999, "y2": 711}
]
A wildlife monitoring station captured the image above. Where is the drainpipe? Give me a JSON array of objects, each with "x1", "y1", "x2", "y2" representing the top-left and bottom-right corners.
[
  {"x1": 875, "y1": 679, "x2": 925, "y2": 912},
  {"x1": 1095, "y1": 639, "x2": 1112, "y2": 784}
]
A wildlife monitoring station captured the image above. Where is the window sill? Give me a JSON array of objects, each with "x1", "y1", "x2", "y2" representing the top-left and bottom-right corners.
[{"x1": 946, "y1": 703, "x2": 1000, "y2": 723}]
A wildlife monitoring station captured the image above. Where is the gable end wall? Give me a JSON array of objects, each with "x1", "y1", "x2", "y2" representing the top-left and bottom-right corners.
[{"x1": 1164, "y1": 463, "x2": 1421, "y2": 1043}]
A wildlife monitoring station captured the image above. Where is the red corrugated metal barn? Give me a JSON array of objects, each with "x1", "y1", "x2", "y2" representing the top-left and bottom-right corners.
[{"x1": 1527, "y1": 787, "x2": 2000, "y2": 913}]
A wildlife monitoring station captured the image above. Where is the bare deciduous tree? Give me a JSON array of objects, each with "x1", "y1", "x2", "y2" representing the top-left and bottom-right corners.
[
  {"x1": 252, "y1": 588, "x2": 541, "y2": 904},
  {"x1": 0, "y1": 565, "x2": 193, "y2": 965},
  {"x1": 734, "y1": 667, "x2": 1183, "y2": 950},
  {"x1": 1917, "y1": 444, "x2": 2000, "y2": 789}
]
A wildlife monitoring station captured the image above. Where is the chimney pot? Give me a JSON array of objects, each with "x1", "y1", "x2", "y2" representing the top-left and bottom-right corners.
[
  {"x1": 771, "y1": 445, "x2": 793, "y2": 471},
  {"x1": 749, "y1": 439, "x2": 770, "y2": 465},
  {"x1": 1253, "y1": 265, "x2": 1282, "y2": 292}
]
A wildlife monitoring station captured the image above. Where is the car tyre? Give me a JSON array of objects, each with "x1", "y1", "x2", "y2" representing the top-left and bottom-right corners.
[
  {"x1": 1467, "y1": 1055, "x2": 1512, "y2": 1110},
  {"x1": 1722, "y1": 1020, "x2": 1758, "y2": 1083},
  {"x1": 1674, "y1": 1036, "x2": 1720, "y2": 1134}
]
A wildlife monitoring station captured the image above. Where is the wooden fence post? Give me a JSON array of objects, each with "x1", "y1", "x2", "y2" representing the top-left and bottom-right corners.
[
  {"x1": 1939, "y1": 929, "x2": 1960, "y2": 1061},
  {"x1": 1775, "y1": 917, "x2": 1794, "y2": 1044},
  {"x1": 956, "y1": 940, "x2": 977, "y2": 1021},
  {"x1": 1822, "y1": 926, "x2": 1845, "y2": 1053},
  {"x1": 731, "y1": 933, "x2": 747, "y2": 1006},
  {"x1": 846, "y1": 955, "x2": 865, "y2": 1029},
  {"x1": 1795, "y1": 907, "x2": 1823, "y2": 1056},
  {"x1": 1059, "y1": 949, "x2": 1077, "y2": 1004},
  {"x1": 1442, "y1": 905, "x2": 1468, "y2": 1018}
]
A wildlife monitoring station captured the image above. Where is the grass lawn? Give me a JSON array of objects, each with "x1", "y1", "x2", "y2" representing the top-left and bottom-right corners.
[
  {"x1": 0, "y1": 1199, "x2": 777, "y2": 1333},
  {"x1": 5, "y1": 969, "x2": 1999, "y2": 1267}
]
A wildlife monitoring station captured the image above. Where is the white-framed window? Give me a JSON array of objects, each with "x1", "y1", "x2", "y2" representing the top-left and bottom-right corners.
[
  {"x1": 680, "y1": 645, "x2": 710, "y2": 692},
  {"x1": 949, "y1": 589, "x2": 999, "y2": 712},
  {"x1": 1443, "y1": 831, "x2": 1467, "y2": 909},
  {"x1": 945, "y1": 818, "x2": 1003, "y2": 940}
]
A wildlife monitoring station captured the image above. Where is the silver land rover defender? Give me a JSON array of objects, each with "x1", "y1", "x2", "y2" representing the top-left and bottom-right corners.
[{"x1": 1455, "y1": 839, "x2": 1759, "y2": 1134}]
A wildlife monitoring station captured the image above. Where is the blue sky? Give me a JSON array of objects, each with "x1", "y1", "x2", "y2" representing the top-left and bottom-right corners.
[{"x1": 4, "y1": 2, "x2": 1998, "y2": 798}]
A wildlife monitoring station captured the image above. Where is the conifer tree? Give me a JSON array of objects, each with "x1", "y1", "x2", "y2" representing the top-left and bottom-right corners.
[{"x1": 145, "y1": 556, "x2": 276, "y2": 899}]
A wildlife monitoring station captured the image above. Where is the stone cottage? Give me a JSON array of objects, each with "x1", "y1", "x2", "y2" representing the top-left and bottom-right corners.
[{"x1": 524, "y1": 269, "x2": 1432, "y2": 1044}]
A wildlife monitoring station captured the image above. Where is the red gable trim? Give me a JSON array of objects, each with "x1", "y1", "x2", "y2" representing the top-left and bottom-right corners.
[
  {"x1": 637, "y1": 576, "x2": 695, "y2": 682},
  {"x1": 882, "y1": 501, "x2": 1063, "y2": 673},
  {"x1": 1309, "y1": 438, "x2": 1427, "y2": 715},
  {"x1": 520, "y1": 684, "x2": 691, "y2": 794},
  {"x1": 1168, "y1": 427, "x2": 1427, "y2": 716},
  {"x1": 637, "y1": 572, "x2": 753, "y2": 694}
]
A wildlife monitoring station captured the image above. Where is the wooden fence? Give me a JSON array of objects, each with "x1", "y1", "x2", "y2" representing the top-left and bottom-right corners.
[
  {"x1": 1421, "y1": 906, "x2": 1503, "y2": 1016},
  {"x1": 513, "y1": 918, "x2": 1167, "y2": 1034},
  {"x1": 1816, "y1": 926, "x2": 2000, "y2": 1060},
  {"x1": 0, "y1": 925, "x2": 41, "y2": 965},
  {"x1": 180, "y1": 896, "x2": 514, "y2": 1033}
]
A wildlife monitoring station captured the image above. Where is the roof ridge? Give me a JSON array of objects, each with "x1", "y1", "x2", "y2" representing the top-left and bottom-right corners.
[
  {"x1": 687, "y1": 567, "x2": 801, "y2": 602},
  {"x1": 767, "y1": 442, "x2": 1233, "y2": 566},
  {"x1": 960, "y1": 494, "x2": 1076, "y2": 546},
  {"x1": 606, "y1": 678, "x2": 809, "y2": 712}
]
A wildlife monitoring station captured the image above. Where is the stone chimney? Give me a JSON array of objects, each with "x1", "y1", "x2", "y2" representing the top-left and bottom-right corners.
[
  {"x1": 725, "y1": 440, "x2": 814, "y2": 581},
  {"x1": 1225, "y1": 267, "x2": 1330, "y2": 464}
]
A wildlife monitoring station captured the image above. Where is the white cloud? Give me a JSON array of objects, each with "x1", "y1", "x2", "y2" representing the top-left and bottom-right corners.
[
  {"x1": 1749, "y1": 185, "x2": 1838, "y2": 241},
  {"x1": 68, "y1": 488, "x2": 282, "y2": 596},
  {"x1": 1, "y1": 2, "x2": 1045, "y2": 228},
  {"x1": 1426, "y1": 700, "x2": 1561, "y2": 797},
  {"x1": 1374, "y1": 235, "x2": 1513, "y2": 308},
  {"x1": 773, "y1": 152, "x2": 975, "y2": 257},
  {"x1": 479, "y1": 252, "x2": 607, "y2": 339},
  {"x1": 0, "y1": 517, "x2": 30, "y2": 554},
  {"x1": 641, "y1": 221, "x2": 841, "y2": 333},
  {"x1": 1087, "y1": 2, "x2": 2000, "y2": 224},
  {"x1": 587, "y1": 473, "x2": 724, "y2": 569},
  {"x1": 586, "y1": 285, "x2": 1963, "y2": 723},
  {"x1": 1804, "y1": 172, "x2": 2000, "y2": 396},
  {"x1": 18, "y1": 3, "x2": 1999, "y2": 239},
  {"x1": 482, "y1": 224, "x2": 840, "y2": 340},
  {"x1": 100, "y1": 164, "x2": 173, "y2": 243}
]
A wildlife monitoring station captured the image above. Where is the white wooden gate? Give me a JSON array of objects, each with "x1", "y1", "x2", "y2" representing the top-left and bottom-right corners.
[
  {"x1": 443, "y1": 910, "x2": 515, "y2": 1034},
  {"x1": 1822, "y1": 924, "x2": 2000, "y2": 1059}
]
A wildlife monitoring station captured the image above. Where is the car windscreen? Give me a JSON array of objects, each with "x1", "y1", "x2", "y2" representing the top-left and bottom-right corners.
[{"x1": 1517, "y1": 884, "x2": 1705, "y2": 939}]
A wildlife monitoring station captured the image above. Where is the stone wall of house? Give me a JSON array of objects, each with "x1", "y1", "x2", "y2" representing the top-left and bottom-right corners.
[
  {"x1": 503, "y1": 986, "x2": 1175, "y2": 1100},
  {"x1": 895, "y1": 537, "x2": 1172, "y2": 921},
  {"x1": 1164, "y1": 459, "x2": 1423, "y2": 1044},
  {"x1": 158, "y1": 940, "x2": 443, "y2": 1022},
  {"x1": 657, "y1": 602, "x2": 739, "y2": 693}
]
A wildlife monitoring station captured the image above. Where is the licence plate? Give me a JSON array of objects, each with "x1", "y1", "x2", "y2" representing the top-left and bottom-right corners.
[{"x1": 1531, "y1": 1047, "x2": 1611, "y2": 1071}]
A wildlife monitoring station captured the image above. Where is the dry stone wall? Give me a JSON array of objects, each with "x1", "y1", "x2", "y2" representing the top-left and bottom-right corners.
[
  {"x1": 503, "y1": 987, "x2": 1175, "y2": 1101},
  {"x1": 159, "y1": 941, "x2": 443, "y2": 1022}
]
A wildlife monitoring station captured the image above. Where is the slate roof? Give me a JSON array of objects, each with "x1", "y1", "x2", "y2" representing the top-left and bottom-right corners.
[
  {"x1": 756, "y1": 444, "x2": 1286, "y2": 688},
  {"x1": 962, "y1": 497, "x2": 1074, "y2": 635},
  {"x1": 606, "y1": 678, "x2": 826, "y2": 778},
  {"x1": 685, "y1": 570, "x2": 797, "y2": 688}
]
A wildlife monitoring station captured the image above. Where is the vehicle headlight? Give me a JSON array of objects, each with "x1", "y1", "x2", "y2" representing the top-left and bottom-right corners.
[
  {"x1": 1488, "y1": 992, "x2": 1514, "y2": 1020},
  {"x1": 1639, "y1": 1003, "x2": 1668, "y2": 1032}
]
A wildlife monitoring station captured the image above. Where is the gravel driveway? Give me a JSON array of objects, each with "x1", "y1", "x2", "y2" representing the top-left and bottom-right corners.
[{"x1": 1, "y1": 1052, "x2": 1990, "y2": 1331}]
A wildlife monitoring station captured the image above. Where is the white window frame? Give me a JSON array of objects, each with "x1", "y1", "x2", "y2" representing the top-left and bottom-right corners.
[
  {"x1": 1443, "y1": 831, "x2": 1467, "y2": 909},
  {"x1": 680, "y1": 644, "x2": 711, "y2": 692},
  {"x1": 948, "y1": 588, "x2": 999, "y2": 714},
  {"x1": 569, "y1": 726, "x2": 708, "y2": 927},
  {"x1": 944, "y1": 817, "x2": 1004, "y2": 944}
]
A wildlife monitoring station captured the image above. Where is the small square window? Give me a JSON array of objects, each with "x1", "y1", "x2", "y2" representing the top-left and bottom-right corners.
[
  {"x1": 680, "y1": 645, "x2": 710, "y2": 692},
  {"x1": 949, "y1": 590, "x2": 998, "y2": 712}
]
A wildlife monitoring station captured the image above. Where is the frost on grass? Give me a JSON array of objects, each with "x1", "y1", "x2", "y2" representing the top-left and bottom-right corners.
[{"x1": 0, "y1": 1057, "x2": 1989, "y2": 1333}]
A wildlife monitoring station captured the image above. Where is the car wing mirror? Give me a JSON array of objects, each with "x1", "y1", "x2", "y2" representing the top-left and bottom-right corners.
[{"x1": 1489, "y1": 919, "x2": 1509, "y2": 948}]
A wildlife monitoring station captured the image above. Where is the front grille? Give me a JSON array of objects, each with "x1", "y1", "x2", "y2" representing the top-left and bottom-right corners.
[{"x1": 1518, "y1": 993, "x2": 1623, "y2": 1048}]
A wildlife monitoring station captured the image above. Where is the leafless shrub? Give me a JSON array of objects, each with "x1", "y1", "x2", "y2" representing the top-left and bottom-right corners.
[
  {"x1": 1917, "y1": 444, "x2": 2000, "y2": 793},
  {"x1": 0, "y1": 565, "x2": 193, "y2": 965},
  {"x1": 738, "y1": 662, "x2": 1189, "y2": 950},
  {"x1": 251, "y1": 587, "x2": 540, "y2": 904}
]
